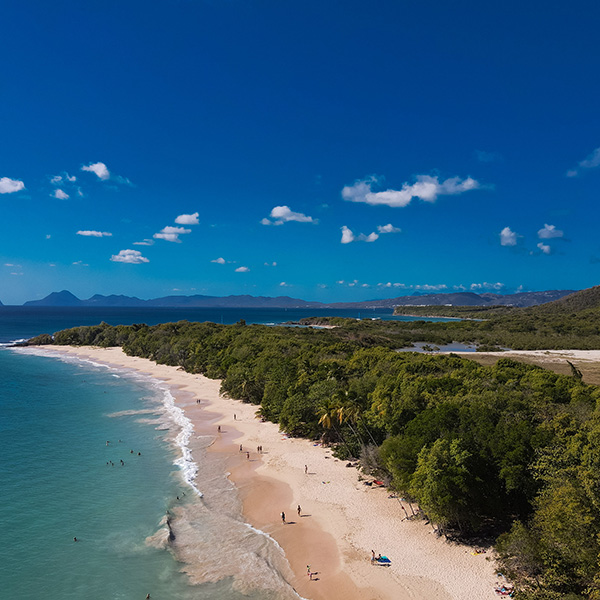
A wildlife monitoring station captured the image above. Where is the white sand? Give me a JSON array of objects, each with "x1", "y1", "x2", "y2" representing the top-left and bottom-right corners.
[{"x1": 32, "y1": 345, "x2": 500, "y2": 600}]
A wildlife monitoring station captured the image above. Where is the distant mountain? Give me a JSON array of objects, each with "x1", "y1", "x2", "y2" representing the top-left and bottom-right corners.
[
  {"x1": 21, "y1": 289, "x2": 576, "y2": 309},
  {"x1": 84, "y1": 294, "x2": 147, "y2": 307},
  {"x1": 327, "y1": 290, "x2": 575, "y2": 309},
  {"x1": 23, "y1": 291, "x2": 322, "y2": 308},
  {"x1": 24, "y1": 290, "x2": 83, "y2": 307}
]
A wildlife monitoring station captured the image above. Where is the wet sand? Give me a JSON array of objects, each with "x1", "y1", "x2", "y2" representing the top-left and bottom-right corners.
[{"x1": 34, "y1": 345, "x2": 500, "y2": 600}]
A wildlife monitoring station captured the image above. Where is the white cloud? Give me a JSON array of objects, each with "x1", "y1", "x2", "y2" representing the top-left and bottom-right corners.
[
  {"x1": 175, "y1": 212, "x2": 199, "y2": 225},
  {"x1": 500, "y1": 226, "x2": 518, "y2": 246},
  {"x1": 261, "y1": 205, "x2": 316, "y2": 225},
  {"x1": 537, "y1": 242, "x2": 551, "y2": 255},
  {"x1": 211, "y1": 257, "x2": 226, "y2": 264},
  {"x1": 470, "y1": 282, "x2": 505, "y2": 291},
  {"x1": 0, "y1": 177, "x2": 25, "y2": 194},
  {"x1": 341, "y1": 226, "x2": 355, "y2": 244},
  {"x1": 235, "y1": 266, "x2": 250, "y2": 272},
  {"x1": 153, "y1": 226, "x2": 192, "y2": 243},
  {"x1": 340, "y1": 226, "x2": 378, "y2": 243},
  {"x1": 46, "y1": 234, "x2": 51, "y2": 239},
  {"x1": 53, "y1": 189, "x2": 69, "y2": 200},
  {"x1": 72, "y1": 260, "x2": 89, "y2": 266},
  {"x1": 279, "y1": 281, "x2": 291, "y2": 287},
  {"x1": 538, "y1": 223, "x2": 564, "y2": 239},
  {"x1": 317, "y1": 283, "x2": 328, "y2": 288},
  {"x1": 377, "y1": 223, "x2": 401, "y2": 234},
  {"x1": 51, "y1": 173, "x2": 77, "y2": 185},
  {"x1": 567, "y1": 147, "x2": 600, "y2": 177},
  {"x1": 264, "y1": 261, "x2": 277, "y2": 267},
  {"x1": 342, "y1": 174, "x2": 479, "y2": 208},
  {"x1": 77, "y1": 230, "x2": 112, "y2": 237},
  {"x1": 376, "y1": 282, "x2": 448, "y2": 292},
  {"x1": 360, "y1": 232, "x2": 379, "y2": 242},
  {"x1": 81, "y1": 162, "x2": 110, "y2": 180},
  {"x1": 133, "y1": 239, "x2": 154, "y2": 246},
  {"x1": 110, "y1": 249, "x2": 149, "y2": 264}
]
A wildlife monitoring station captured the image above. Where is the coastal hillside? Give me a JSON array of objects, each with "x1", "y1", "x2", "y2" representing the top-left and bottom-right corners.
[
  {"x1": 528, "y1": 285, "x2": 600, "y2": 314},
  {"x1": 394, "y1": 285, "x2": 600, "y2": 321}
]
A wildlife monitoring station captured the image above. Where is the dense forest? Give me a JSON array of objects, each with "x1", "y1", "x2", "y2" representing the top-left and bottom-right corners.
[{"x1": 26, "y1": 286, "x2": 600, "y2": 599}]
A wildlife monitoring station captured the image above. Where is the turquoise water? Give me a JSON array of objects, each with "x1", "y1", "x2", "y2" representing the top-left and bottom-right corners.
[
  {"x1": 0, "y1": 349, "x2": 295, "y2": 600},
  {"x1": 0, "y1": 349, "x2": 194, "y2": 599}
]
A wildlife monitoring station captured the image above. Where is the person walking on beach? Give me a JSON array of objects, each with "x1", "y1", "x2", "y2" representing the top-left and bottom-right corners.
[
  {"x1": 246, "y1": 451, "x2": 250, "y2": 460},
  {"x1": 281, "y1": 511, "x2": 286, "y2": 524},
  {"x1": 217, "y1": 425, "x2": 221, "y2": 432},
  {"x1": 297, "y1": 504, "x2": 301, "y2": 516},
  {"x1": 304, "y1": 465, "x2": 308, "y2": 474},
  {"x1": 239, "y1": 444, "x2": 243, "y2": 452}
]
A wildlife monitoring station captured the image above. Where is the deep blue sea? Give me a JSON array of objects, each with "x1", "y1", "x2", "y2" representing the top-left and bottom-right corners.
[{"x1": 0, "y1": 306, "x2": 454, "y2": 599}]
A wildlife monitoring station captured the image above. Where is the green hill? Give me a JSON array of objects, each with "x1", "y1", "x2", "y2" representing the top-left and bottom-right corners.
[{"x1": 529, "y1": 285, "x2": 600, "y2": 314}]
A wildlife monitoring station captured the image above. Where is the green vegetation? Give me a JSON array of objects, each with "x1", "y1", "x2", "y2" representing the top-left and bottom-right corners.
[
  {"x1": 390, "y1": 287, "x2": 600, "y2": 350},
  {"x1": 27, "y1": 286, "x2": 600, "y2": 598}
]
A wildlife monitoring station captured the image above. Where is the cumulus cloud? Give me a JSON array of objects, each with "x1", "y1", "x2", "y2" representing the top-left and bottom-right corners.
[
  {"x1": 500, "y1": 226, "x2": 518, "y2": 246},
  {"x1": 470, "y1": 282, "x2": 505, "y2": 291},
  {"x1": 81, "y1": 162, "x2": 110, "y2": 180},
  {"x1": 51, "y1": 173, "x2": 76, "y2": 185},
  {"x1": 77, "y1": 230, "x2": 112, "y2": 237},
  {"x1": 341, "y1": 226, "x2": 355, "y2": 244},
  {"x1": 375, "y1": 282, "x2": 448, "y2": 292},
  {"x1": 342, "y1": 174, "x2": 479, "y2": 208},
  {"x1": 110, "y1": 249, "x2": 149, "y2": 264},
  {"x1": 211, "y1": 257, "x2": 226, "y2": 264},
  {"x1": 538, "y1": 224, "x2": 564, "y2": 239},
  {"x1": 377, "y1": 223, "x2": 401, "y2": 234},
  {"x1": 261, "y1": 205, "x2": 316, "y2": 225},
  {"x1": 567, "y1": 147, "x2": 600, "y2": 177},
  {"x1": 340, "y1": 226, "x2": 378, "y2": 244},
  {"x1": 133, "y1": 239, "x2": 154, "y2": 246},
  {"x1": 53, "y1": 189, "x2": 70, "y2": 200},
  {"x1": 235, "y1": 266, "x2": 250, "y2": 272},
  {"x1": 537, "y1": 242, "x2": 551, "y2": 255},
  {"x1": 279, "y1": 281, "x2": 291, "y2": 287},
  {"x1": 175, "y1": 212, "x2": 199, "y2": 225},
  {"x1": 0, "y1": 177, "x2": 25, "y2": 194},
  {"x1": 264, "y1": 261, "x2": 277, "y2": 267},
  {"x1": 153, "y1": 226, "x2": 192, "y2": 243}
]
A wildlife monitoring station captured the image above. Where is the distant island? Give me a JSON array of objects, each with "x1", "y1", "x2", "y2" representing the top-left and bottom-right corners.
[{"x1": 9, "y1": 288, "x2": 575, "y2": 309}]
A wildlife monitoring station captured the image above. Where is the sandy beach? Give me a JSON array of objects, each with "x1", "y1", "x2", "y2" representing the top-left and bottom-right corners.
[{"x1": 35, "y1": 345, "x2": 501, "y2": 600}]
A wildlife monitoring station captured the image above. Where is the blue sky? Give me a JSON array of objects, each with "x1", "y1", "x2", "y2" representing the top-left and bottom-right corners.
[{"x1": 1, "y1": 1, "x2": 600, "y2": 304}]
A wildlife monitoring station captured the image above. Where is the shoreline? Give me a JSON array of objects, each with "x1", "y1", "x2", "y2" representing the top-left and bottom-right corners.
[{"x1": 28, "y1": 345, "x2": 500, "y2": 600}]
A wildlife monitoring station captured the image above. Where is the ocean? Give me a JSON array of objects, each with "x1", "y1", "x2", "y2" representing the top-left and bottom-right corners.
[{"x1": 0, "y1": 306, "x2": 450, "y2": 599}]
